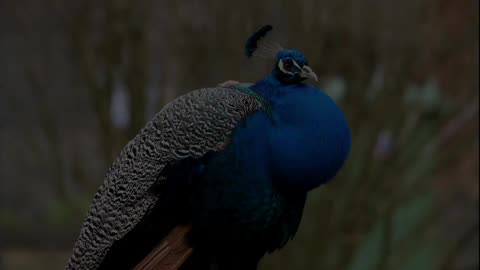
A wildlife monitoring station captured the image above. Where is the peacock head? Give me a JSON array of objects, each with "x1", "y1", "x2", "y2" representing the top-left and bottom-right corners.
[
  {"x1": 245, "y1": 25, "x2": 318, "y2": 84},
  {"x1": 273, "y1": 49, "x2": 318, "y2": 84}
]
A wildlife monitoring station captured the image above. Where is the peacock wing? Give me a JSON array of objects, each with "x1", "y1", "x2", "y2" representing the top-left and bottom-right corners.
[{"x1": 66, "y1": 86, "x2": 264, "y2": 270}]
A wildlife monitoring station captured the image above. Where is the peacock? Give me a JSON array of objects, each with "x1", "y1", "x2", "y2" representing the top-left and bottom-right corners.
[{"x1": 66, "y1": 25, "x2": 351, "y2": 270}]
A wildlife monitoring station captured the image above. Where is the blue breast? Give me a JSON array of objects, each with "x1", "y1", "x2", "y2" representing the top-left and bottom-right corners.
[
  {"x1": 267, "y1": 85, "x2": 351, "y2": 191},
  {"x1": 193, "y1": 111, "x2": 282, "y2": 227},
  {"x1": 253, "y1": 76, "x2": 351, "y2": 191},
  {"x1": 192, "y1": 78, "x2": 350, "y2": 238}
]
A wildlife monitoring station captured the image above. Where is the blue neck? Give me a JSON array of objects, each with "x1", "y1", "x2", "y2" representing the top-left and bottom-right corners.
[
  {"x1": 251, "y1": 75, "x2": 283, "y2": 100},
  {"x1": 248, "y1": 75, "x2": 351, "y2": 191}
]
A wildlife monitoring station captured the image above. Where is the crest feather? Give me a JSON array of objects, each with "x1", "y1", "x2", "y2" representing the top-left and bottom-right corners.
[{"x1": 245, "y1": 25, "x2": 283, "y2": 59}]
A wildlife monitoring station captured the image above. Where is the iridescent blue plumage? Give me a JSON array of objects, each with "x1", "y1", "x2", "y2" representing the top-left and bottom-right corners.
[
  {"x1": 185, "y1": 33, "x2": 351, "y2": 269},
  {"x1": 69, "y1": 26, "x2": 351, "y2": 270},
  {"x1": 253, "y1": 77, "x2": 351, "y2": 190}
]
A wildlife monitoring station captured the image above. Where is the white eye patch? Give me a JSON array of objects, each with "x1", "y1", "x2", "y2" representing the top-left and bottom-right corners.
[
  {"x1": 278, "y1": 59, "x2": 302, "y2": 75},
  {"x1": 292, "y1": 59, "x2": 303, "y2": 70}
]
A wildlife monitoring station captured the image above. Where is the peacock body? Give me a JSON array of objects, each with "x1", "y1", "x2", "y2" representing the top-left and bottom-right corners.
[{"x1": 66, "y1": 25, "x2": 351, "y2": 270}]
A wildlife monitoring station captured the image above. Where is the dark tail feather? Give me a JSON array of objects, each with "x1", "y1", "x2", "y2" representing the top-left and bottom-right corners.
[{"x1": 134, "y1": 225, "x2": 193, "y2": 270}]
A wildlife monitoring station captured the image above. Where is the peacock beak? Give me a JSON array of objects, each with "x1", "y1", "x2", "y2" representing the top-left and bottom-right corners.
[{"x1": 300, "y1": 65, "x2": 318, "y2": 82}]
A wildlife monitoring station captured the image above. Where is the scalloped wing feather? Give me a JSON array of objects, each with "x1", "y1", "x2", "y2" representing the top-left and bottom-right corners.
[{"x1": 66, "y1": 87, "x2": 263, "y2": 270}]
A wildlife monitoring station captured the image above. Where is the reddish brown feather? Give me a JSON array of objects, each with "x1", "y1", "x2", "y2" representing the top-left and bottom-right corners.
[{"x1": 133, "y1": 225, "x2": 193, "y2": 270}]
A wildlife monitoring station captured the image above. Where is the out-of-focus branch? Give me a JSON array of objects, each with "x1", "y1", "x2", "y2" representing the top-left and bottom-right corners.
[
  {"x1": 70, "y1": 1, "x2": 123, "y2": 164},
  {"x1": 124, "y1": 0, "x2": 149, "y2": 138},
  {"x1": 70, "y1": 0, "x2": 152, "y2": 163},
  {"x1": 26, "y1": 69, "x2": 68, "y2": 204},
  {"x1": 439, "y1": 221, "x2": 479, "y2": 270},
  {"x1": 431, "y1": 97, "x2": 479, "y2": 149}
]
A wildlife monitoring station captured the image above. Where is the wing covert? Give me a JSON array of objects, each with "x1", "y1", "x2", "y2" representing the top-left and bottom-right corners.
[{"x1": 66, "y1": 87, "x2": 263, "y2": 270}]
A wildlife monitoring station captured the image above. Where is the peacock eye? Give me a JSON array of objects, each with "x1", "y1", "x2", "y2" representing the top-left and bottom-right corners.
[{"x1": 283, "y1": 58, "x2": 293, "y2": 68}]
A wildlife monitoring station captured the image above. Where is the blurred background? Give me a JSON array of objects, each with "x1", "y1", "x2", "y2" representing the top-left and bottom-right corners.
[{"x1": 0, "y1": 0, "x2": 478, "y2": 269}]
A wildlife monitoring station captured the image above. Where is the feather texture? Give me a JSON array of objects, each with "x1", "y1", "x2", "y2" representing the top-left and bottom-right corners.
[
  {"x1": 133, "y1": 225, "x2": 192, "y2": 270},
  {"x1": 66, "y1": 87, "x2": 264, "y2": 270},
  {"x1": 67, "y1": 27, "x2": 351, "y2": 270},
  {"x1": 245, "y1": 25, "x2": 282, "y2": 59}
]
